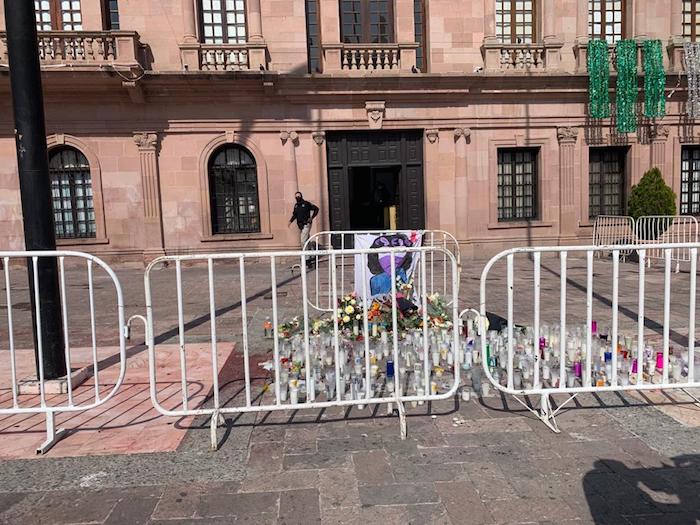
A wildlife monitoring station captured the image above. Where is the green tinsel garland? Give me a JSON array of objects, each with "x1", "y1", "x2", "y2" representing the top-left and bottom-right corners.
[
  {"x1": 587, "y1": 39, "x2": 611, "y2": 118},
  {"x1": 616, "y1": 39, "x2": 638, "y2": 133},
  {"x1": 643, "y1": 39, "x2": 666, "y2": 118}
]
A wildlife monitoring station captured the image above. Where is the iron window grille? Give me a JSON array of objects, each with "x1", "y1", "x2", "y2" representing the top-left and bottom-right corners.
[
  {"x1": 683, "y1": 0, "x2": 700, "y2": 41},
  {"x1": 35, "y1": 0, "x2": 83, "y2": 31},
  {"x1": 589, "y1": 0, "x2": 626, "y2": 44},
  {"x1": 102, "y1": 0, "x2": 120, "y2": 30},
  {"x1": 497, "y1": 148, "x2": 538, "y2": 222},
  {"x1": 340, "y1": 0, "x2": 394, "y2": 43},
  {"x1": 589, "y1": 147, "x2": 627, "y2": 218},
  {"x1": 199, "y1": 0, "x2": 248, "y2": 44},
  {"x1": 49, "y1": 147, "x2": 96, "y2": 239},
  {"x1": 495, "y1": 0, "x2": 535, "y2": 44},
  {"x1": 681, "y1": 146, "x2": 700, "y2": 215},
  {"x1": 305, "y1": 0, "x2": 322, "y2": 73},
  {"x1": 209, "y1": 145, "x2": 261, "y2": 234}
]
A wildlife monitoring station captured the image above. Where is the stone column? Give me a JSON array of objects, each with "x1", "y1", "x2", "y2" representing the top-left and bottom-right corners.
[
  {"x1": 454, "y1": 128, "x2": 470, "y2": 242},
  {"x1": 312, "y1": 132, "x2": 330, "y2": 231},
  {"x1": 650, "y1": 124, "x2": 670, "y2": 173},
  {"x1": 669, "y1": 0, "x2": 684, "y2": 72},
  {"x1": 557, "y1": 127, "x2": 579, "y2": 241},
  {"x1": 574, "y1": 0, "x2": 589, "y2": 72},
  {"x1": 134, "y1": 132, "x2": 165, "y2": 262},
  {"x1": 483, "y1": 0, "x2": 496, "y2": 40},
  {"x1": 320, "y1": 0, "x2": 342, "y2": 72},
  {"x1": 246, "y1": 0, "x2": 267, "y2": 69},
  {"x1": 280, "y1": 131, "x2": 300, "y2": 197},
  {"x1": 634, "y1": 0, "x2": 647, "y2": 39},
  {"x1": 395, "y1": 0, "x2": 416, "y2": 70},
  {"x1": 181, "y1": 0, "x2": 197, "y2": 42},
  {"x1": 542, "y1": 0, "x2": 556, "y2": 40}
]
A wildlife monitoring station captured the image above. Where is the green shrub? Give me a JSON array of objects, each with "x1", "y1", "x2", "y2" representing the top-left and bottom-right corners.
[{"x1": 627, "y1": 167, "x2": 676, "y2": 220}]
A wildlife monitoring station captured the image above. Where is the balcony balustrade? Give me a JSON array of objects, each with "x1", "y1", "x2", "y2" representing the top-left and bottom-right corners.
[
  {"x1": 482, "y1": 38, "x2": 563, "y2": 72},
  {"x1": 179, "y1": 42, "x2": 268, "y2": 72},
  {"x1": 322, "y1": 43, "x2": 418, "y2": 73},
  {"x1": 0, "y1": 30, "x2": 142, "y2": 70}
]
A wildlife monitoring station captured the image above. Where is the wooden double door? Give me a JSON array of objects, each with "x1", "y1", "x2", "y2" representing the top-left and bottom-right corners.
[{"x1": 326, "y1": 130, "x2": 425, "y2": 236}]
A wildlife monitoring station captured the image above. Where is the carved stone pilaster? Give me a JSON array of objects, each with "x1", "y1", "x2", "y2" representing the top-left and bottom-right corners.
[
  {"x1": 133, "y1": 132, "x2": 164, "y2": 262},
  {"x1": 650, "y1": 124, "x2": 670, "y2": 170},
  {"x1": 365, "y1": 101, "x2": 385, "y2": 130},
  {"x1": 280, "y1": 130, "x2": 299, "y2": 145},
  {"x1": 454, "y1": 128, "x2": 471, "y2": 142},
  {"x1": 312, "y1": 131, "x2": 326, "y2": 146},
  {"x1": 426, "y1": 129, "x2": 439, "y2": 144},
  {"x1": 557, "y1": 126, "x2": 579, "y2": 144}
]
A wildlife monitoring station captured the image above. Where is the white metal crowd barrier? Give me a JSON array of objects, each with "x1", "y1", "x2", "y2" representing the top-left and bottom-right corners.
[
  {"x1": 478, "y1": 242, "x2": 700, "y2": 432},
  {"x1": 592, "y1": 215, "x2": 636, "y2": 259},
  {"x1": 303, "y1": 230, "x2": 461, "y2": 312},
  {"x1": 144, "y1": 246, "x2": 460, "y2": 449},
  {"x1": 635, "y1": 216, "x2": 699, "y2": 272},
  {"x1": 0, "y1": 251, "x2": 126, "y2": 453}
]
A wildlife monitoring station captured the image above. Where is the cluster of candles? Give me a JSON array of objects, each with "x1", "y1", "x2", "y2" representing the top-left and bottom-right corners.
[
  {"x1": 266, "y1": 318, "x2": 696, "y2": 404},
  {"x1": 461, "y1": 320, "x2": 695, "y2": 394},
  {"x1": 270, "y1": 327, "x2": 458, "y2": 408}
]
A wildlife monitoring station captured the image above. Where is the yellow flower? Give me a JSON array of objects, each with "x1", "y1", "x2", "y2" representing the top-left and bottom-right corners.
[
  {"x1": 345, "y1": 305, "x2": 354, "y2": 315},
  {"x1": 343, "y1": 315, "x2": 351, "y2": 323}
]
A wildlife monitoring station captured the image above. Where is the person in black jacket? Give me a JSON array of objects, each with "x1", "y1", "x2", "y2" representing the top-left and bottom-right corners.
[{"x1": 288, "y1": 192, "x2": 319, "y2": 249}]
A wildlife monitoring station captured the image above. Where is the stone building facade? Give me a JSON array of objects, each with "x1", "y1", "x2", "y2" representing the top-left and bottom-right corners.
[{"x1": 0, "y1": 0, "x2": 696, "y2": 262}]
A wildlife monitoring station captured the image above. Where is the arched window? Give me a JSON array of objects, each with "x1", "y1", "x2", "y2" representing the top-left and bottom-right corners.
[
  {"x1": 209, "y1": 145, "x2": 261, "y2": 234},
  {"x1": 49, "y1": 146, "x2": 96, "y2": 239}
]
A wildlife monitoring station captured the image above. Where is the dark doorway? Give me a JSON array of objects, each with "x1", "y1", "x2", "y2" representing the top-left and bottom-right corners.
[
  {"x1": 349, "y1": 165, "x2": 400, "y2": 229},
  {"x1": 326, "y1": 130, "x2": 424, "y2": 241}
]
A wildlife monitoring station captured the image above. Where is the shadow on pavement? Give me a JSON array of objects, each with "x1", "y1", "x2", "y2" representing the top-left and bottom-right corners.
[{"x1": 583, "y1": 454, "x2": 700, "y2": 524}]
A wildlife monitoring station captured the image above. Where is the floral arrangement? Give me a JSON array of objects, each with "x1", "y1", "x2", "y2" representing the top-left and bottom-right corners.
[
  {"x1": 336, "y1": 292, "x2": 363, "y2": 329},
  {"x1": 278, "y1": 317, "x2": 301, "y2": 339}
]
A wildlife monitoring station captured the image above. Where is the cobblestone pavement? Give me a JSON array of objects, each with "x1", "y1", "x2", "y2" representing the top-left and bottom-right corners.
[
  {"x1": 0, "y1": 253, "x2": 699, "y2": 524},
  {"x1": 0, "y1": 393, "x2": 698, "y2": 524}
]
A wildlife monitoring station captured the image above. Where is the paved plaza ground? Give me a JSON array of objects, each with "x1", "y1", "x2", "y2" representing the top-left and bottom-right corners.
[{"x1": 0, "y1": 252, "x2": 699, "y2": 524}]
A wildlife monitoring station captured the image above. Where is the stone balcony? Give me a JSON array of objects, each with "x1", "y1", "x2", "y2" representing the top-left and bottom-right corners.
[
  {"x1": 179, "y1": 42, "x2": 268, "y2": 72},
  {"x1": 481, "y1": 37, "x2": 564, "y2": 72},
  {"x1": 573, "y1": 38, "x2": 685, "y2": 74},
  {"x1": 322, "y1": 42, "x2": 418, "y2": 73},
  {"x1": 0, "y1": 30, "x2": 142, "y2": 71}
]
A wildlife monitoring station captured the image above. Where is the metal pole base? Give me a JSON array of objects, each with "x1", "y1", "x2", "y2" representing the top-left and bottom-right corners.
[
  {"x1": 210, "y1": 410, "x2": 226, "y2": 451},
  {"x1": 36, "y1": 412, "x2": 66, "y2": 455}
]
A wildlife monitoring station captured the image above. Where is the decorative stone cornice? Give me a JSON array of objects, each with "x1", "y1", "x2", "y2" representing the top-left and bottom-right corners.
[
  {"x1": 312, "y1": 131, "x2": 326, "y2": 146},
  {"x1": 426, "y1": 129, "x2": 439, "y2": 144},
  {"x1": 453, "y1": 128, "x2": 471, "y2": 141},
  {"x1": 280, "y1": 130, "x2": 299, "y2": 145},
  {"x1": 365, "y1": 101, "x2": 386, "y2": 130},
  {"x1": 557, "y1": 126, "x2": 579, "y2": 144},
  {"x1": 133, "y1": 132, "x2": 158, "y2": 150},
  {"x1": 650, "y1": 124, "x2": 670, "y2": 142}
]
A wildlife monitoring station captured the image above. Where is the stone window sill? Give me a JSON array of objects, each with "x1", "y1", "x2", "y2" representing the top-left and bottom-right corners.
[
  {"x1": 56, "y1": 237, "x2": 109, "y2": 246},
  {"x1": 201, "y1": 233, "x2": 274, "y2": 242},
  {"x1": 487, "y1": 221, "x2": 553, "y2": 230}
]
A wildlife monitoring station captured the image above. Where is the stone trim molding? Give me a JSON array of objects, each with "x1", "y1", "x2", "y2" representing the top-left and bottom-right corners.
[
  {"x1": 425, "y1": 129, "x2": 439, "y2": 143},
  {"x1": 650, "y1": 124, "x2": 670, "y2": 142},
  {"x1": 366, "y1": 101, "x2": 386, "y2": 130},
  {"x1": 133, "y1": 132, "x2": 158, "y2": 150},
  {"x1": 198, "y1": 133, "x2": 271, "y2": 239},
  {"x1": 557, "y1": 126, "x2": 579, "y2": 144},
  {"x1": 46, "y1": 133, "x2": 108, "y2": 245}
]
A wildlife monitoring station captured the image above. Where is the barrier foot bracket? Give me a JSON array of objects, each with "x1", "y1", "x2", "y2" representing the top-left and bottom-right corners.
[
  {"x1": 512, "y1": 393, "x2": 578, "y2": 434},
  {"x1": 397, "y1": 399, "x2": 407, "y2": 440},
  {"x1": 37, "y1": 412, "x2": 66, "y2": 455},
  {"x1": 210, "y1": 410, "x2": 226, "y2": 451},
  {"x1": 682, "y1": 388, "x2": 700, "y2": 407}
]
